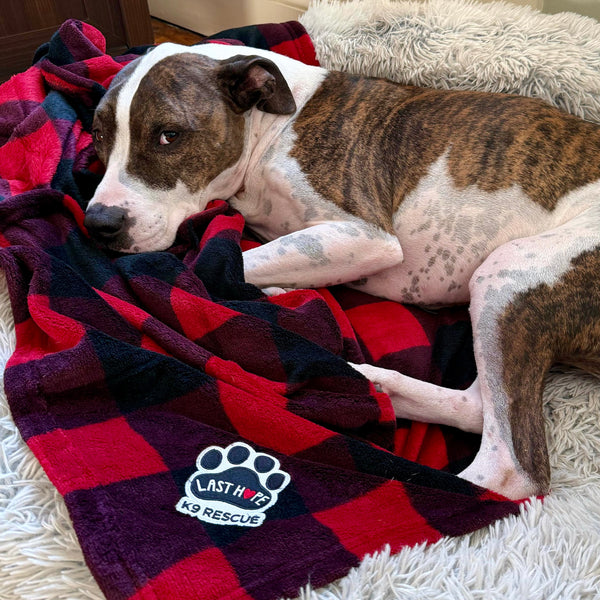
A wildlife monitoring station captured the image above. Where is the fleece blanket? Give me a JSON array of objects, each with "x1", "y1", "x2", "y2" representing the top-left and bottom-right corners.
[{"x1": 0, "y1": 19, "x2": 521, "y2": 600}]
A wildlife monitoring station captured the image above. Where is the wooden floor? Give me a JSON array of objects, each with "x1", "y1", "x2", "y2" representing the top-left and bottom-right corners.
[{"x1": 152, "y1": 18, "x2": 205, "y2": 45}]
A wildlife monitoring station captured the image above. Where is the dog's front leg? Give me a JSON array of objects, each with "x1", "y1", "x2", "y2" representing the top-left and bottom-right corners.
[{"x1": 243, "y1": 222, "x2": 404, "y2": 292}]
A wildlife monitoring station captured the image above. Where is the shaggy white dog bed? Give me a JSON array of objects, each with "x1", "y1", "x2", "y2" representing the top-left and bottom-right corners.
[
  {"x1": 302, "y1": 0, "x2": 600, "y2": 123},
  {"x1": 2, "y1": 1, "x2": 600, "y2": 598}
]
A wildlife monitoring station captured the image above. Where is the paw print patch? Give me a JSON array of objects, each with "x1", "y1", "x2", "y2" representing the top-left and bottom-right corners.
[{"x1": 176, "y1": 442, "x2": 290, "y2": 527}]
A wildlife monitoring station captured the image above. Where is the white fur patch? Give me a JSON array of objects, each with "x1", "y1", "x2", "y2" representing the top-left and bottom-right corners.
[{"x1": 347, "y1": 152, "x2": 600, "y2": 305}]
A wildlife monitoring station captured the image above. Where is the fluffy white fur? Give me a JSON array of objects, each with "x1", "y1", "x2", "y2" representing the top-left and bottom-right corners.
[
  {"x1": 2, "y1": 0, "x2": 600, "y2": 598},
  {"x1": 301, "y1": 0, "x2": 600, "y2": 123}
]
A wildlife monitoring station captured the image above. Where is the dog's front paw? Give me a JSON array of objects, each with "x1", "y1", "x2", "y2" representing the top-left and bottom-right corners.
[{"x1": 261, "y1": 286, "x2": 294, "y2": 296}]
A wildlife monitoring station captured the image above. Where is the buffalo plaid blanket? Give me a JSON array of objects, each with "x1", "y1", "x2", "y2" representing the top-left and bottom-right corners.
[{"x1": 0, "y1": 19, "x2": 521, "y2": 600}]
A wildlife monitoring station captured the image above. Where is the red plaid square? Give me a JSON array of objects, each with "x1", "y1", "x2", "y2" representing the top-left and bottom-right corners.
[
  {"x1": 346, "y1": 301, "x2": 430, "y2": 361},
  {"x1": 128, "y1": 547, "x2": 254, "y2": 600},
  {"x1": 314, "y1": 480, "x2": 442, "y2": 556},
  {"x1": 28, "y1": 417, "x2": 168, "y2": 495}
]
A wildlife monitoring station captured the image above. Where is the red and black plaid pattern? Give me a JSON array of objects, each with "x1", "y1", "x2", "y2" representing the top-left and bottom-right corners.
[{"x1": 0, "y1": 20, "x2": 520, "y2": 600}]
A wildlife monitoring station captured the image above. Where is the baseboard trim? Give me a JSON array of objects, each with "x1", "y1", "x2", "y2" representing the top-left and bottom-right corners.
[{"x1": 148, "y1": 0, "x2": 308, "y2": 36}]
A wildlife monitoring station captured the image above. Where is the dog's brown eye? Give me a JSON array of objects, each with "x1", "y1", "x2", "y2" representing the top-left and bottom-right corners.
[
  {"x1": 93, "y1": 129, "x2": 104, "y2": 143},
  {"x1": 159, "y1": 131, "x2": 179, "y2": 145}
]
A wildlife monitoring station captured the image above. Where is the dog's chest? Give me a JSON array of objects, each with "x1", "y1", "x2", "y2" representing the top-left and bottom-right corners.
[{"x1": 231, "y1": 128, "x2": 357, "y2": 241}]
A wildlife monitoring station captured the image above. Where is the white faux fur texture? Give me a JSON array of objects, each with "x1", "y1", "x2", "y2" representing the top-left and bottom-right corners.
[
  {"x1": 300, "y1": 0, "x2": 600, "y2": 123},
  {"x1": 2, "y1": 1, "x2": 600, "y2": 598}
]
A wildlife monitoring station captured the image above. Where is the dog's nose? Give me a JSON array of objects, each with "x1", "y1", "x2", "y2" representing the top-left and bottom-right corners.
[{"x1": 84, "y1": 204, "x2": 127, "y2": 242}]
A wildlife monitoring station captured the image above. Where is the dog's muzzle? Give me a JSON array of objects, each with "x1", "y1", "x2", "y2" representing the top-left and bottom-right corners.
[{"x1": 84, "y1": 204, "x2": 129, "y2": 246}]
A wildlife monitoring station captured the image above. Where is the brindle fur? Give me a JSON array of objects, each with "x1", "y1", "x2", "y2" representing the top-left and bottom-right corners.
[
  {"x1": 292, "y1": 72, "x2": 600, "y2": 224},
  {"x1": 127, "y1": 54, "x2": 246, "y2": 192},
  {"x1": 499, "y1": 247, "x2": 600, "y2": 487}
]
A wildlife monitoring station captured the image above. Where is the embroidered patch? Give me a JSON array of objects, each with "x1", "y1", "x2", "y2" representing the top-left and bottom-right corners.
[{"x1": 176, "y1": 442, "x2": 290, "y2": 527}]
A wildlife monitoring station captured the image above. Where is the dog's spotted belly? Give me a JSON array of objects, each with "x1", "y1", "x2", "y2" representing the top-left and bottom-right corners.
[
  {"x1": 354, "y1": 153, "x2": 590, "y2": 306},
  {"x1": 373, "y1": 239, "x2": 477, "y2": 305},
  {"x1": 354, "y1": 227, "x2": 480, "y2": 306}
]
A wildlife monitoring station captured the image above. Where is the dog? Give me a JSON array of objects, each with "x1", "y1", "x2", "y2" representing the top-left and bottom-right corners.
[{"x1": 84, "y1": 42, "x2": 600, "y2": 501}]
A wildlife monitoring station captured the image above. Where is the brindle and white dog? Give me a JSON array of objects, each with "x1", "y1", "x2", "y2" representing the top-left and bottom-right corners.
[{"x1": 84, "y1": 42, "x2": 600, "y2": 500}]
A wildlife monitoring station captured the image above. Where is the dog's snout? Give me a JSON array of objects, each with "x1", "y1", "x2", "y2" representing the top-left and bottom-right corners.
[{"x1": 84, "y1": 204, "x2": 127, "y2": 242}]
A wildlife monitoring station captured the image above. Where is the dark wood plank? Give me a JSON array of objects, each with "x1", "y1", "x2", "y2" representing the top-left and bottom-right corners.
[
  {"x1": 0, "y1": 0, "x2": 87, "y2": 36},
  {"x1": 0, "y1": 0, "x2": 154, "y2": 82},
  {"x1": 119, "y1": 0, "x2": 153, "y2": 47},
  {"x1": 151, "y1": 18, "x2": 204, "y2": 45}
]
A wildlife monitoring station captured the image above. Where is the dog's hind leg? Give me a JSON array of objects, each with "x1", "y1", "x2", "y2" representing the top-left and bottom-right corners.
[
  {"x1": 459, "y1": 211, "x2": 600, "y2": 499},
  {"x1": 352, "y1": 208, "x2": 600, "y2": 500}
]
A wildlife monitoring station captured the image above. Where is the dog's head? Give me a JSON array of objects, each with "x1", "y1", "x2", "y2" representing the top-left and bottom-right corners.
[{"x1": 84, "y1": 45, "x2": 296, "y2": 252}]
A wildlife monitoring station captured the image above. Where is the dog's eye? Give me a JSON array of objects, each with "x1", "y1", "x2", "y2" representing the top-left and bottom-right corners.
[
  {"x1": 92, "y1": 129, "x2": 104, "y2": 144},
  {"x1": 159, "y1": 131, "x2": 179, "y2": 146}
]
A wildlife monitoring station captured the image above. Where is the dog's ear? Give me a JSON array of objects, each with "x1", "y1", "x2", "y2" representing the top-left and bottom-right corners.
[{"x1": 217, "y1": 55, "x2": 297, "y2": 115}]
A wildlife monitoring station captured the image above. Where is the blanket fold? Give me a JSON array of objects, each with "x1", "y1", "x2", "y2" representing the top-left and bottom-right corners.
[{"x1": 0, "y1": 19, "x2": 520, "y2": 600}]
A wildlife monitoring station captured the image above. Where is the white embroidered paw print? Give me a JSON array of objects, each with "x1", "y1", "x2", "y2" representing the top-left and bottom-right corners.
[{"x1": 176, "y1": 442, "x2": 290, "y2": 527}]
